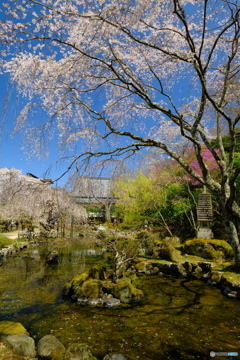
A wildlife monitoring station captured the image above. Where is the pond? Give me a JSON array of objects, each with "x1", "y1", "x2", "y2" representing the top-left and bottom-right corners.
[{"x1": 0, "y1": 240, "x2": 239, "y2": 360}]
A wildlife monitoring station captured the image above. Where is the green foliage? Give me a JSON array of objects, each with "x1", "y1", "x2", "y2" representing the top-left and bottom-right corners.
[
  {"x1": 113, "y1": 171, "x2": 167, "y2": 225},
  {"x1": 113, "y1": 170, "x2": 197, "y2": 237},
  {"x1": 210, "y1": 130, "x2": 240, "y2": 153}
]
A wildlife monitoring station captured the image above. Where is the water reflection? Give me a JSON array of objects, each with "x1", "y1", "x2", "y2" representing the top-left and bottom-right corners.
[{"x1": 0, "y1": 241, "x2": 239, "y2": 360}]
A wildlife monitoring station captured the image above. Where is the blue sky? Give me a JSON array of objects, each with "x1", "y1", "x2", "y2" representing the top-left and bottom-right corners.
[{"x1": 0, "y1": 73, "x2": 70, "y2": 186}]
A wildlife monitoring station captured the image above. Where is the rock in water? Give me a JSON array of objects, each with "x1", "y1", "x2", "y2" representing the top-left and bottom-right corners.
[
  {"x1": 46, "y1": 250, "x2": 59, "y2": 264},
  {"x1": 37, "y1": 335, "x2": 65, "y2": 359},
  {"x1": 65, "y1": 343, "x2": 97, "y2": 360},
  {"x1": 0, "y1": 321, "x2": 28, "y2": 341},
  {"x1": 5, "y1": 334, "x2": 36, "y2": 358}
]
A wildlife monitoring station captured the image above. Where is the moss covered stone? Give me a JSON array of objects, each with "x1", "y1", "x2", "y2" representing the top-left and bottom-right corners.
[
  {"x1": 114, "y1": 278, "x2": 144, "y2": 303},
  {"x1": 63, "y1": 265, "x2": 144, "y2": 305},
  {"x1": 102, "y1": 280, "x2": 116, "y2": 295},
  {"x1": 72, "y1": 272, "x2": 89, "y2": 288},
  {"x1": 62, "y1": 281, "x2": 72, "y2": 296},
  {"x1": 153, "y1": 244, "x2": 184, "y2": 262},
  {"x1": 0, "y1": 322, "x2": 28, "y2": 340},
  {"x1": 37, "y1": 335, "x2": 65, "y2": 360},
  {"x1": 135, "y1": 261, "x2": 153, "y2": 272},
  {"x1": 81, "y1": 279, "x2": 103, "y2": 299},
  {"x1": 124, "y1": 271, "x2": 143, "y2": 288},
  {"x1": 65, "y1": 343, "x2": 97, "y2": 360},
  {"x1": 88, "y1": 265, "x2": 106, "y2": 280},
  {"x1": 68, "y1": 272, "x2": 90, "y2": 298},
  {"x1": 208, "y1": 271, "x2": 222, "y2": 285},
  {"x1": 221, "y1": 273, "x2": 240, "y2": 287},
  {"x1": 183, "y1": 238, "x2": 233, "y2": 261},
  {"x1": 162, "y1": 236, "x2": 181, "y2": 247},
  {"x1": 5, "y1": 334, "x2": 36, "y2": 358}
]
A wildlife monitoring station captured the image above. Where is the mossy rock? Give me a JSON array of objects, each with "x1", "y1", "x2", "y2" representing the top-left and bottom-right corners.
[
  {"x1": 63, "y1": 266, "x2": 144, "y2": 305},
  {"x1": 0, "y1": 322, "x2": 28, "y2": 341},
  {"x1": 66, "y1": 272, "x2": 90, "y2": 298},
  {"x1": 72, "y1": 272, "x2": 89, "y2": 288},
  {"x1": 37, "y1": 335, "x2": 65, "y2": 360},
  {"x1": 114, "y1": 278, "x2": 144, "y2": 303},
  {"x1": 5, "y1": 334, "x2": 36, "y2": 358},
  {"x1": 218, "y1": 272, "x2": 240, "y2": 298},
  {"x1": 65, "y1": 343, "x2": 97, "y2": 360},
  {"x1": 88, "y1": 265, "x2": 106, "y2": 280},
  {"x1": 124, "y1": 271, "x2": 143, "y2": 288},
  {"x1": 154, "y1": 245, "x2": 178, "y2": 261},
  {"x1": 162, "y1": 237, "x2": 181, "y2": 247},
  {"x1": 62, "y1": 281, "x2": 72, "y2": 296},
  {"x1": 208, "y1": 271, "x2": 222, "y2": 284},
  {"x1": 102, "y1": 280, "x2": 116, "y2": 295},
  {"x1": 135, "y1": 260, "x2": 153, "y2": 272},
  {"x1": 183, "y1": 238, "x2": 233, "y2": 261},
  {"x1": 221, "y1": 272, "x2": 240, "y2": 287},
  {"x1": 81, "y1": 279, "x2": 103, "y2": 299}
]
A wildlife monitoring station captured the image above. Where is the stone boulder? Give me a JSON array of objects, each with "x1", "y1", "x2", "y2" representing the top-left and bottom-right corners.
[
  {"x1": 114, "y1": 278, "x2": 144, "y2": 304},
  {"x1": 63, "y1": 268, "x2": 104, "y2": 300},
  {"x1": 135, "y1": 259, "x2": 212, "y2": 278},
  {"x1": 65, "y1": 343, "x2": 97, "y2": 360},
  {"x1": 97, "y1": 225, "x2": 109, "y2": 239},
  {"x1": 5, "y1": 334, "x2": 36, "y2": 358},
  {"x1": 183, "y1": 238, "x2": 233, "y2": 261},
  {"x1": 162, "y1": 236, "x2": 181, "y2": 247},
  {"x1": 37, "y1": 335, "x2": 66, "y2": 360},
  {"x1": 78, "y1": 279, "x2": 103, "y2": 299},
  {"x1": 63, "y1": 266, "x2": 144, "y2": 306},
  {"x1": 46, "y1": 250, "x2": 59, "y2": 264},
  {"x1": 0, "y1": 321, "x2": 28, "y2": 341}
]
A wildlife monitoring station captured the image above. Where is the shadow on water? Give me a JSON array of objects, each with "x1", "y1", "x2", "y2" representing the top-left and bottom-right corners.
[{"x1": 0, "y1": 241, "x2": 240, "y2": 360}]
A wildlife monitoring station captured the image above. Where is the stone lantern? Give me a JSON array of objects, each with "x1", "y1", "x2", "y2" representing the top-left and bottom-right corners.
[{"x1": 197, "y1": 187, "x2": 213, "y2": 239}]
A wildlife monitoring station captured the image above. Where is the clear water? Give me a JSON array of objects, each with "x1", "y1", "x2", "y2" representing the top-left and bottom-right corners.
[{"x1": 0, "y1": 240, "x2": 240, "y2": 360}]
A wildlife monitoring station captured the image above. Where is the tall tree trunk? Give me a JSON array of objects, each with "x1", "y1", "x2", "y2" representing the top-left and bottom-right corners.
[
  {"x1": 222, "y1": 206, "x2": 240, "y2": 272},
  {"x1": 104, "y1": 203, "x2": 112, "y2": 223},
  {"x1": 70, "y1": 215, "x2": 74, "y2": 240}
]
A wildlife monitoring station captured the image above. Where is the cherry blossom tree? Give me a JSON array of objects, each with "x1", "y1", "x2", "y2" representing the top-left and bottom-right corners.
[
  {"x1": 0, "y1": 0, "x2": 240, "y2": 267},
  {"x1": 0, "y1": 168, "x2": 87, "y2": 234}
]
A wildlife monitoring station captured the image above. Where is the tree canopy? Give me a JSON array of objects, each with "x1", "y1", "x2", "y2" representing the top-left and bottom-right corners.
[
  {"x1": 0, "y1": 168, "x2": 87, "y2": 230},
  {"x1": 113, "y1": 170, "x2": 197, "y2": 237},
  {"x1": 0, "y1": 0, "x2": 240, "y2": 268}
]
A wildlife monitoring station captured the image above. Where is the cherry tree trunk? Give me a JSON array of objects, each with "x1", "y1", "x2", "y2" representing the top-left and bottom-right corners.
[
  {"x1": 104, "y1": 203, "x2": 112, "y2": 223},
  {"x1": 222, "y1": 207, "x2": 240, "y2": 272}
]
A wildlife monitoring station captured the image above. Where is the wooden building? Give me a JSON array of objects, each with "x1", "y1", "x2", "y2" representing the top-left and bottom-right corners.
[{"x1": 70, "y1": 176, "x2": 116, "y2": 222}]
